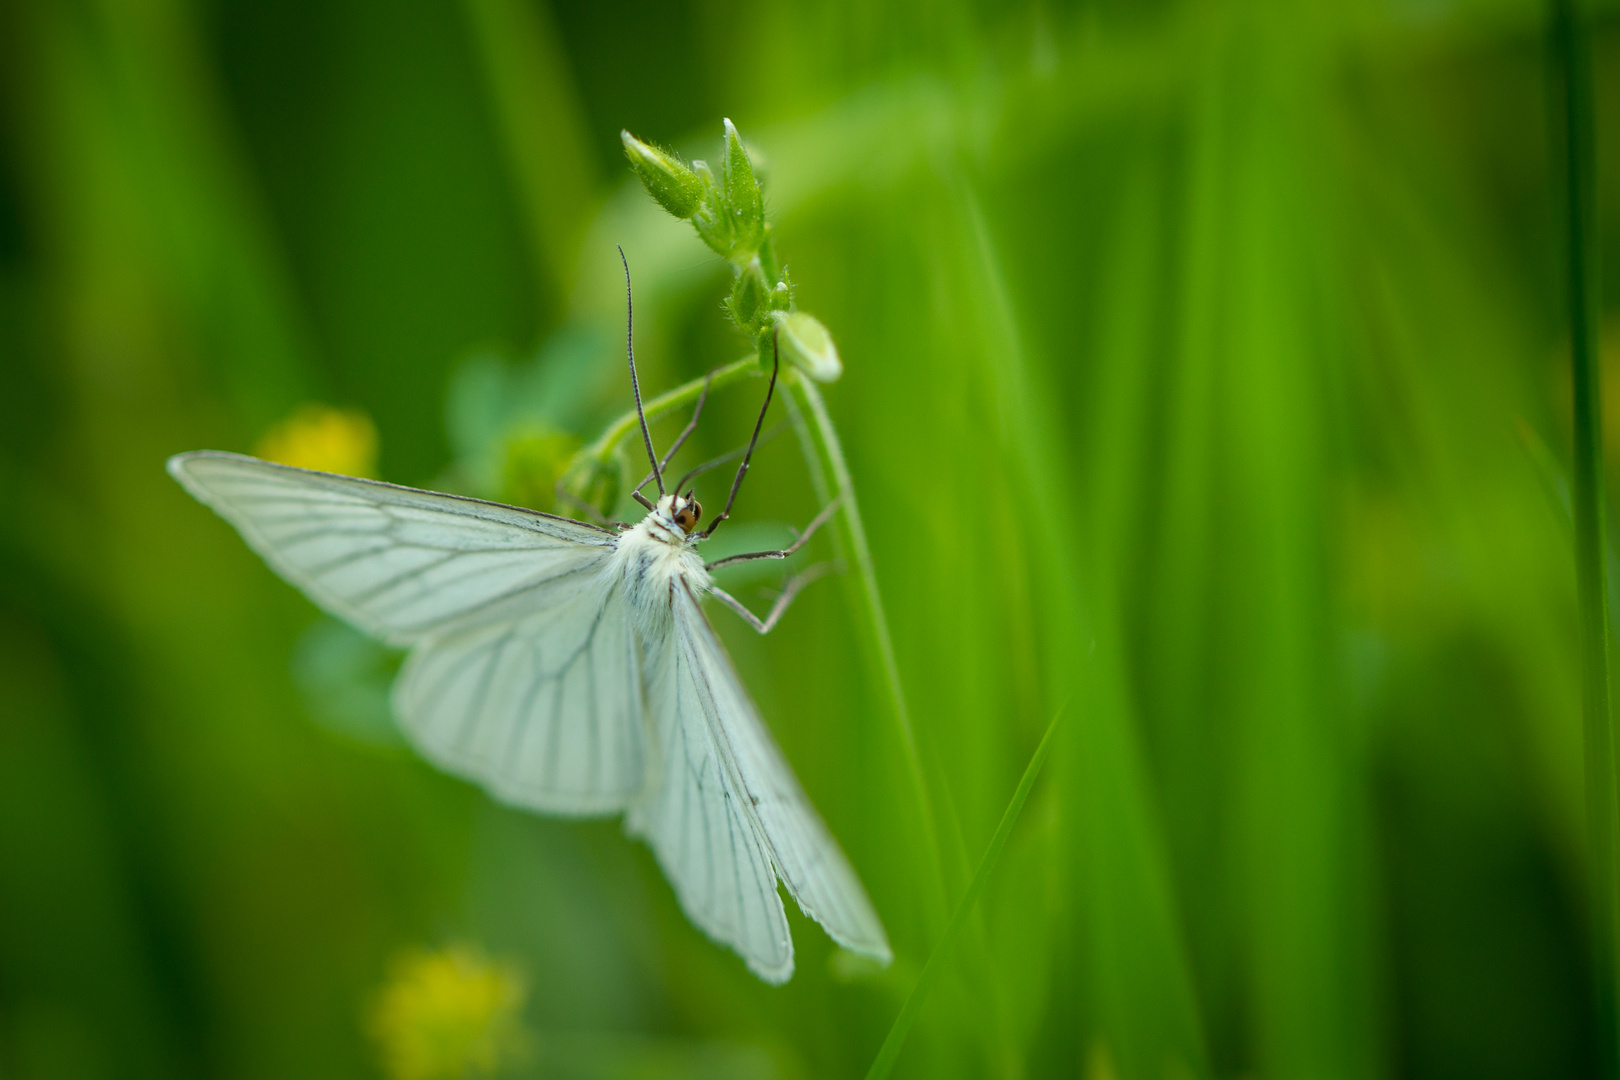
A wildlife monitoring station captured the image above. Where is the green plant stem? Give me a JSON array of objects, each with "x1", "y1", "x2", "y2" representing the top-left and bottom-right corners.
[
  {"x1": 793, "y1": 377, "x2": 951, "y2": 932},
  {"x1": 865, "y1": 704, "x2": 1066, "y2": 1080},
  {"x1": 1554, "y1": 0, "x2": 1619, "y2": 1072},
  {"x1": 579, "y1": 356, "x2": 759, "y2": 465}
]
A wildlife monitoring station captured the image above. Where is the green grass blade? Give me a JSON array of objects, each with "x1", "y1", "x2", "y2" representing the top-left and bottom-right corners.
[
  {"x1": 794, "y1": 377, "x2": 953, "y2": 936},
  {"x1": 460, "y1": 0, "x2": 597, "y2": 308},
  {"x1": 1553, "y1": 0, "x2": 1618, "y2": 1071},
  {"x1": 952, "y1": 179, "x2": 1209, "y2": 1075},
  {"x1": 864, "y1": 703, "x2": 1067, "y2": 1080}
]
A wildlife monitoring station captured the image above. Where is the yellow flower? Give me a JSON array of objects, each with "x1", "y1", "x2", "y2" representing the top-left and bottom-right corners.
[
  {"x1": 254, "y1": 404, "x2": 378, "y2": 478},
  {"x1": 366, "y1": 945, "x2": 527, "y2": 1080}
]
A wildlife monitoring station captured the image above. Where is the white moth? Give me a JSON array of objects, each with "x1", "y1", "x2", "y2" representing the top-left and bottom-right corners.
[{"x1": 167, "y1": 260, "x2": 890, "y2": 984}]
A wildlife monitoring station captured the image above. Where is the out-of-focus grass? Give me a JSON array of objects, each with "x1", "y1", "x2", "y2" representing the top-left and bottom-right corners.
[{"x1": 0, "y1": 0, "x2": 1614, "y2": 1077}]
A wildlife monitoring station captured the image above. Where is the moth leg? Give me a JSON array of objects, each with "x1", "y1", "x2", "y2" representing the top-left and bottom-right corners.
[
  {"x1": 704, "y1": 496, "x2": 842, "y2": 571},
  {"x1": 709, "y1": 562, "x2": 839, "y2": 635}
]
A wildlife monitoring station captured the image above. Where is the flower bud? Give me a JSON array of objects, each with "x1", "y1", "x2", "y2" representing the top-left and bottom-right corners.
[
  {"x1": 557, "y1": 452, "x2": 621, "y2": 520},
  {"x1": 720, "y1": 118, "x2": 764, "y2": 255},
  {"x1": 689, "y1": 159, "x2": 737, "y2": 258},
  {"x1": 621, "y1": 130, "x2": 705, "y2": 219},
  {"x1": 774, "y1": 311, "x2": 842, "y2": 383},
  {"x1": 757, "y1": 226, "x2": 783, "y2": 284},
  {"x1": 727, "y1": 258, "x2": 775, "y2": 332}
]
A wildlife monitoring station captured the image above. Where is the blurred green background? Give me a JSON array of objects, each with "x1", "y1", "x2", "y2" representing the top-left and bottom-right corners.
[{"x1": 2, "y1": 0, "x2": 1619, "y2": 1076}]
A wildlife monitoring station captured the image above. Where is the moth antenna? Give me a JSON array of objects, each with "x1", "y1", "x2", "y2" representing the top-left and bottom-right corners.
[
  {"x1": 702, "y1": 333, "x2": 779, "y2": 539},
  {"x1": 634, "y1": 368, "x2": 714, "y2": 498},
  {"x1": 619, "y1": 245, "x2": 663, "y2": 495}
]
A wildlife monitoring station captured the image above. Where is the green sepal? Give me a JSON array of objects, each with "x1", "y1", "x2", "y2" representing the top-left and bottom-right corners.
[
  {"x1": 721, "y1": 118, "x2": 764, "y2": 255},
  {"x1": 621, "y1": 131, "x2": 704, "y2": 220},
  {"x1": 557, "y1": 451, "x2": 622, "y2": 520},
  {"x1": 757, "y1": 225, "x2": 783, "y2": 285},
  {"x1": 690, "y1": 159, "x2": 737, "y2": 258},
  {"x1": 727, "y1": 258, "x2": 775, "y2": 333}
]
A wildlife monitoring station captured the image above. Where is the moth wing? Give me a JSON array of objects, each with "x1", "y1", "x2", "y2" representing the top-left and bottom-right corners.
[
  {"x1": 167, "y1": 450, "x2": 615, "y2": 644},
  {"x1": 670, "y1": 584, "x2": 891, "y2": 966},
  {"x1": 392, "y1": 574, "x2": 647, "y2": 815},
  {"x1": 170, "y1": 450, "x2": 643, "y2": 812},
  {"x1": 626, "y1": 587, "x2": 794, "y2": 983}
]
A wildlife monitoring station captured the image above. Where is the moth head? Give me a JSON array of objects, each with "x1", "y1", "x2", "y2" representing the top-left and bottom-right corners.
[
  {"x1": 656, "y1": 491, "x2": 703, "y2": 535},
  {"x1": 672, "y1": 491, "x2": 703, "y2": 534}
]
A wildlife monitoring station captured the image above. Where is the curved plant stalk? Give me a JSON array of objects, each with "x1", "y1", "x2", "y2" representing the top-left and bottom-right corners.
[
  {"x1": 791, "y1": 366, "x2": 1018, "y2": 1070},
  {"x1": 613, "y1": 121, "x2": 955, "y2": 951},
  {"x1": 794, "y1": 377, "x2": 950, "y2": 931}
]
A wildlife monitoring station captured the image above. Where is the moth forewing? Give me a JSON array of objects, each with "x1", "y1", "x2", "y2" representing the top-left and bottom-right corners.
[{"x1": 165, "y1": 451, "x2": 615, "y2": 646}]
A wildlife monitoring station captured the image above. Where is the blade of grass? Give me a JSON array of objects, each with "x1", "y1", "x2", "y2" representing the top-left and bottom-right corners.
[
  {"x1": 794, "y1": 376, "x2": 952, "y2": 935},
  {"x1": 1552, "y1": 0, "x2": 1618, "y2": 1071},
  {"x1": 865, "y1": 703, "x2": 1067, "y2": 1080},
  {"x1": 1219, "y1": 36, "x2": 1380, "y2": 1073},
  {"x1": 461, "y1": 0, "x2": 597, "y2": 310},
  {"x1": 954, "y1": 181, "x2": 1208, "y2": 1075},
  {"x1": 1515, "y1": 421, "x2": 1620, "y2": 655}
]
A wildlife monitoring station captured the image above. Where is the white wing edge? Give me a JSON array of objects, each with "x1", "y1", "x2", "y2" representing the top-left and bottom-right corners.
[
  {"x1": 166, "y1": 450, "x2": 615, "y2": 541},
  {"x1": 165, "y1": 450, "x2": 616, "y2": 645},
  {"x1": 676, "y1": 582, "x2": 893, "y2": 967}
]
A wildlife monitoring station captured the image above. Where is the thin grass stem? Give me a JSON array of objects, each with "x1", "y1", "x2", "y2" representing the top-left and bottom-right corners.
[
  {"x1": 865, "y1": 703, "x2": 1067, "y2": 1080},
  {"x1": 1553, "y1": 0, "x2": 1619, "y2": 1071}
]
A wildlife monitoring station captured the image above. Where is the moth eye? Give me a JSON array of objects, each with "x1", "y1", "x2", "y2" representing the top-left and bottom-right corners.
[{"x1": 689, "y1": 500, "x2": 703, "y2": 524}]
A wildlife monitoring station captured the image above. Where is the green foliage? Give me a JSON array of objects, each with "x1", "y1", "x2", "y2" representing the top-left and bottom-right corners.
[{"x1": 0, "y1": 0, "x2": 1613, "y2": 1078}]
